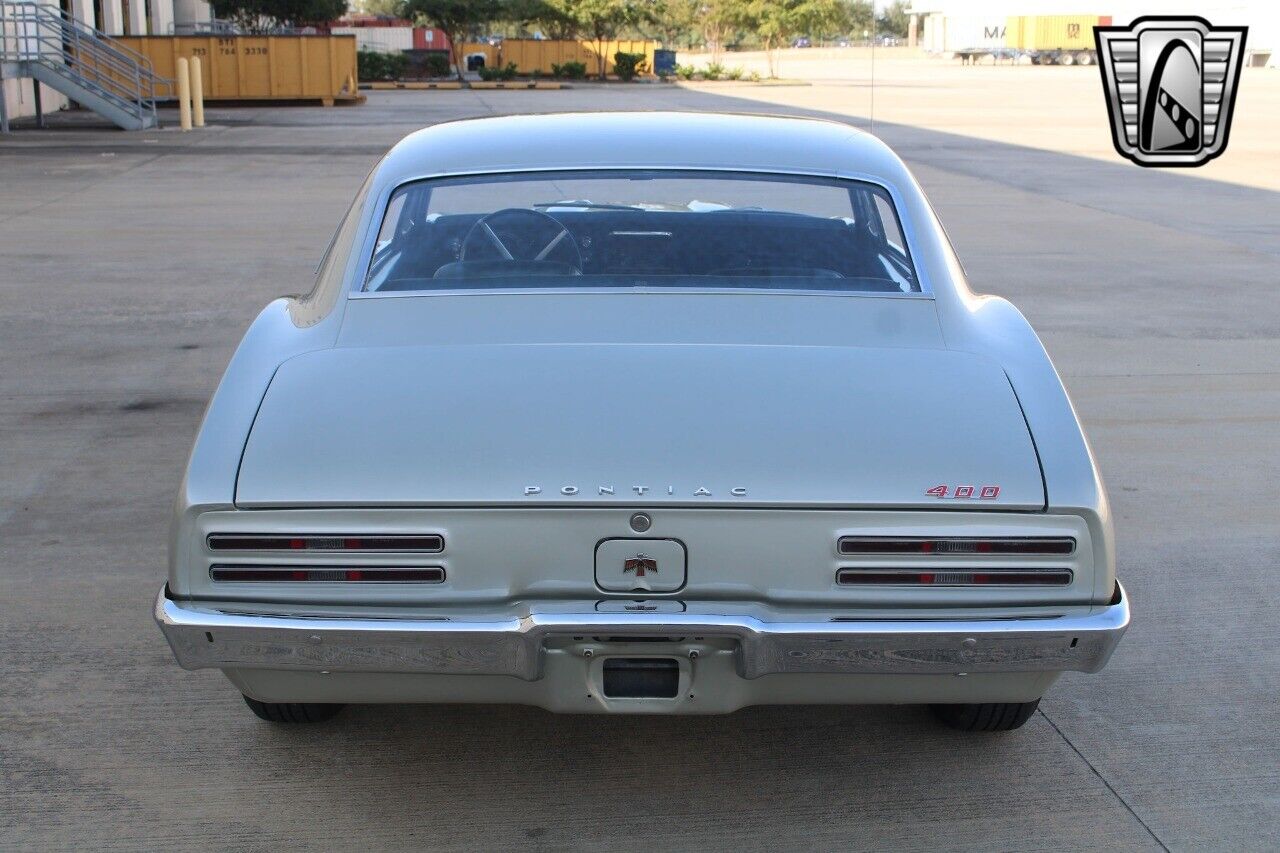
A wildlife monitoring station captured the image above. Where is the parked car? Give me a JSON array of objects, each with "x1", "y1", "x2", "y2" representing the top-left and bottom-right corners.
[
  {"x1": 793, "y1": 37, "x2": 812, "y2": 48},
  {"x1": 156, "y1": 112, "x2": 1129, "y2": 730}
]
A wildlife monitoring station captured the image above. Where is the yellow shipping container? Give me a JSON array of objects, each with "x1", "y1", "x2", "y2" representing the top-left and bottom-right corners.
[
  {"x1": 111, "y1": 36, "x2": 360, "y2": 104},
  {"x1": 462, "y1": 39, "x2": 656, "y2": 77},
  {"x1": 1006, "y1": 15, "x2": 1106, "y2": 51}
]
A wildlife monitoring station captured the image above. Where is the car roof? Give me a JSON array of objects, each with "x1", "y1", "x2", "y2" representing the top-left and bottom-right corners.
[{"x1": 371, "y1": 111, "x2": 913, "y2": 192}]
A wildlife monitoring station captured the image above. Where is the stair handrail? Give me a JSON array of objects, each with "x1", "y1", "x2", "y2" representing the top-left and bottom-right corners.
[
  {"x1": 0, "y1": 0, "x2": 170, "y2": 125},
  {"x1": 1, "y1": 1, "x2": 165, "y2": 84}
]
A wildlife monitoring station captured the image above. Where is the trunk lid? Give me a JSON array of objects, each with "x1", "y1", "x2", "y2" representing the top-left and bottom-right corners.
[{"x1": 235, "y1": 344, "x2": 1044, "y2": 509}]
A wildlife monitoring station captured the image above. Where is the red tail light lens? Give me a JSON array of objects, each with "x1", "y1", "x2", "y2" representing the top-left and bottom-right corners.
[
  {"x1": 837, "y1": 568, "x2": 1072, "y2": 586},
  {"x1": 210, "y1": 566, "x2": 445, "y2": 583},
  {"x1": 838, "y1": 537, "x2": 1075, "y2": 556},
  {"x1": 208, "y1": 534, "x2": 443, "y2": 553}
]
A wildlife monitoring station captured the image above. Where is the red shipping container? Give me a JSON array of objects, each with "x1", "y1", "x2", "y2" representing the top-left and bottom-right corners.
[{"x1": 413, "y1": 28, "x2": 451, "y2": 52}]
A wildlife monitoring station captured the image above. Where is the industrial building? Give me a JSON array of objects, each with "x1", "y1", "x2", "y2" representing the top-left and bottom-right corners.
[{"x1": 1, "y1": 0, "x2": 213, "y2": 123}]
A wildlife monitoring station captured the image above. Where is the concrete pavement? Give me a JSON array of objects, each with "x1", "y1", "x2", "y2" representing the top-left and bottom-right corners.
[{"x1": 1, "y1": 81, "x2": 1277, "y2": 851}]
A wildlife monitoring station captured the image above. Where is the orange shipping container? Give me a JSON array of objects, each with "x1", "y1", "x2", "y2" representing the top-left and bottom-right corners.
[
  {"x1": 111, "y1": 35, "x2": 360, "y2": 103},
  {"x1": 462, "y1": 39, "x2": 656, "y2": 76},
  {"x1": 1005, "y1": 15, "x2": 1108, "y2": 51}
]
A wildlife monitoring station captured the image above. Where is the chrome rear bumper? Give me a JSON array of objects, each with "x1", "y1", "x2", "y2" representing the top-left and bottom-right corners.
[{"x1": 155, "y1": 583, "x2": 1128, "y2": 680}]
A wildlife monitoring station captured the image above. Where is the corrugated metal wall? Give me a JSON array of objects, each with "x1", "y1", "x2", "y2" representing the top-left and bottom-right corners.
[
  {"x1": 331, "y1": 26, "x2": 413, "y2": 54},
  {"x1": 112, "y1": 35, "x2": 360, "y2": 101},
  {"x1": 1006, "y1": 15, "x2": 1105, "y2": 51},
  {"x1": 920, "y1": 14, "x2": 1007, "y2": 53}
]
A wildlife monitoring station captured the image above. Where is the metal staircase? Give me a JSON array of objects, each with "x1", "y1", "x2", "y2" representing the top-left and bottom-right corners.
[{"x1": 0, "y1": 1, "x2": 168, "y2": 130}]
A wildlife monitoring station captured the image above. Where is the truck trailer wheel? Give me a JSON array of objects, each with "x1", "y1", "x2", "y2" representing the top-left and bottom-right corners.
[
  {"x1": 930, "y1": 700, "x2": 1040, "y2": 732},
  {"x1": 1058, "y1": 51, "x2": 1075, "y2": 66},
  {"x1": 1075, "y1": 51, "x2": 1094, "y2": 66},
  {"x1": 243, "y1": 695, "x2": 345, "y2": 723}
]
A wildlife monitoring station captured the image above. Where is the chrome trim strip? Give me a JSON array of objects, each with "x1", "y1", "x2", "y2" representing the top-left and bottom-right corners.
[
  {"x1": 209, "y1": 565, "x2": 446, "y2": 583},
  {"x1": 835, "y1": 567, "x2": 1074, "y2": 587},
  {"x1": 207, "y1": 533, "x2": 445, "y2": 553},
  {"x1": 837, "y1": 536, "x2": 1077, "y2": 556},
  {"x1": 346, "y1": 287, "x2": 935, "y2": 302},
  {"x1": 155, "y1": 583, "x2": 1129, "y2": 680}
]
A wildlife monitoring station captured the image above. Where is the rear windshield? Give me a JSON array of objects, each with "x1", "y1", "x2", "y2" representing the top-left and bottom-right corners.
[{"x1": 362, "y1": 170, "x2": 918, "y2": 294}]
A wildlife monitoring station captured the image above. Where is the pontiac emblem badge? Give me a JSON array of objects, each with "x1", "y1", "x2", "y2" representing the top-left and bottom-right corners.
[
  {"x1": 623, "y1": 554, "x2": 658, "y2": 577},
  {"x1": 1095, "y1": 17, "x2": 1246, "y2": 167}
]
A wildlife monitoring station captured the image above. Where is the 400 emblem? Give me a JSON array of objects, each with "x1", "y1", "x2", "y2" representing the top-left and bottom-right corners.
[{"x1": 926, "y1": 485, "x2": 1001, "y2": 499}]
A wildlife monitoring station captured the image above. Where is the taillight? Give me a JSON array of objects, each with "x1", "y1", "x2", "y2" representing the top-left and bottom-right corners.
[
  {"x1": 208, "y1": 534, "x2": 444, "y2": 552},
  {"x1": 837, "y1": 568, "x2": 1072, "y2": 586},
  {"x1": 838, "y1": 537, "x2": 1075, "y2": 556},
  {"x1": 210, "y1": 566, "x2": 445, "y2": 583}
]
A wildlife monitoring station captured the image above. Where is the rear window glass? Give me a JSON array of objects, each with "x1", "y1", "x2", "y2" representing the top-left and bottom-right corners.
[{"x1": 362, "y1": 170, "x2": 918, "y2": 294}]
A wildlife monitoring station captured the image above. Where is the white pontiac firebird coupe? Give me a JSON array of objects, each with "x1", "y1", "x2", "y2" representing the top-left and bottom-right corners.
[{"x1": 156, "y1": 112, "x2": 1129, "y2": 730}]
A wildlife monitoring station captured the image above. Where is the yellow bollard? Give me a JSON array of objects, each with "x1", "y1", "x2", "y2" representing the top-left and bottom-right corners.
[
  {"x1": 176, "y1": 57, "x2": 192, "y2": 132},
  {"x1": 190, "y1": 56, "x2": 205, "y2": 128}
]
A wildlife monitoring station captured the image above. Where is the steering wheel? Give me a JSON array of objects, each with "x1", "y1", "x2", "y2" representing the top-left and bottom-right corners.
[{"x1": 459, "y1": 208, "x2": 583, "y2": 270}]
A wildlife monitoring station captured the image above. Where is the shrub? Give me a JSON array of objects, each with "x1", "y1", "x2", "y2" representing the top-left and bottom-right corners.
[
  {"x1": 726, "y1": 66, "x2": 744, "y2": 80},
  {"x1": 674, "y1": 63, "x2": 696, "y2": 80},
  {"x1": 613, "y1": 51, "x2": 647, "y2": 81},
  {"x1": 703, "y1": 62, "x2": 725, "y2": 80},
  {"x1": 357, "y1": 49, "x2": 409, "y2": 82},
  {"x1": 402, "y1": 51, "x2": 451, "y2": 79},
  {"x1": 420, "y1": 51, "x2": 450, "y2": 79},
  {"x1": 478, "y1": 61, "x2": 518, "y2": 82},
  {"x1": 356, "y1": 50, "x2": 378, "y2": 81},
  {"x1": 551, "y1": 60, "x2": 587, "y2": 80},
  {"x1": 747, "y1": 69, "x2": 761, "y2": 82}
]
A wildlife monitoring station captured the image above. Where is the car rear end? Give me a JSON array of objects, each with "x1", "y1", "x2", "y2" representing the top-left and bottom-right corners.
[
  {"x1": 157, "y1": 329, "x2": 1127, "y2": 715},
  {"x1": 158, "y1": 503, "x2": 1125, "y2": 713},
  {"x1": 155, "y1": 122, "x2": 1127, "y2": 722}
]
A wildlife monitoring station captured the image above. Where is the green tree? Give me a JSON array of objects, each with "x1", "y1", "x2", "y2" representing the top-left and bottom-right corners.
[
  {"x1": 397, "y1": 0, "x2": 505, "y2": 81},
  {"x1": 739, "y1": 0, "x2": 848, "y2": 76},
  {"x1": 211, "y1": 0, "x2": 348, "y2": 34},
  {"x1": 841, "y1": 0, "x2": 873, "y2": 38},
  {"x1": 509, "y1": 0, "x2": 579, "y2": 38},
  {"x1": 876, "y1": 0, "x2": 909, "y2": 38},
  {"x1": 546, "y1": 0, "x2": 651, "y2": 79},
  {"x1": 650, "y1": 0, "x2": 698, "y2": 48},
  {"x1": 360, "y1": 0, "x2": 401, "y2": 16},
  {"x1": 695, "y1": 0, "x2": 744, "y2": 63}
]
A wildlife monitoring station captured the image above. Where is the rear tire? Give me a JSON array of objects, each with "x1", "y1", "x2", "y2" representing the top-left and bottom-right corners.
[
  {"x1": 1058, "y1": 51, "x2": 1075, "y2": 66},
  {"x1": 243, "y1": 695, "x2": 345, "y2": 723},
  {"x1": 930, "y1": 699, "x2": 1039, "y2": 732},
  {"x1": 1076, "y1": 50, "x2": 1094, "y2": 66}
]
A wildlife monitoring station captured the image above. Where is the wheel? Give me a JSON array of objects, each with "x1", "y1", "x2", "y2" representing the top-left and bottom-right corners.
[
  {"x1": 1058, "y1": 51, "x2": 1075, "y2": 66},
  {"x1": 1075, "y1": 50, "x2": 1094, "y2": 66},
  {"x1": 930, "y1": 699, "x2": 1039, "y2": 732},
  {"x1": 243, "y1": 695, "x2": 345, "y2": 723}
]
